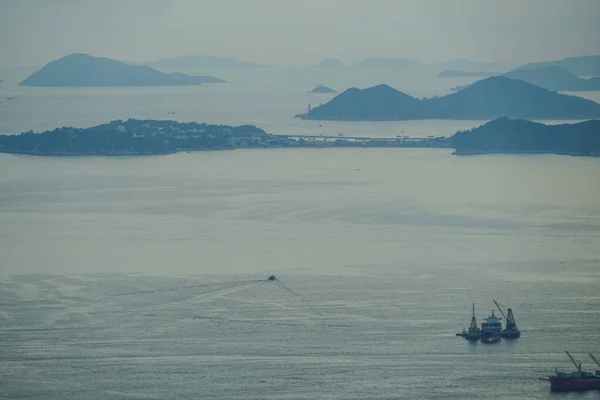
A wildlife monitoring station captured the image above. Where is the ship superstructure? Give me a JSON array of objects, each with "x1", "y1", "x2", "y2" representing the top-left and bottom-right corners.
[{"x1": 480, "y1": 310, "x2": 502, "y2": 343}]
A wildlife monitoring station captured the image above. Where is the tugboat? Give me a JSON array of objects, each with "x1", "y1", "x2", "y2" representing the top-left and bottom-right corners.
[
  {"x1": 544, "y1": 352, "x2": 600, "y2": 391},
  {"x1": 493, "y1": 300, "x2": 521, "y2": 338},
  {"x1": 480, "y1": 310, "x2": 502, "y2": 343}
]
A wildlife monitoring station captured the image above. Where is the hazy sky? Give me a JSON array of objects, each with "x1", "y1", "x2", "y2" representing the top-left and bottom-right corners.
[{"x1": 1, "y1": 0, "x2": 599, "y2": 67}]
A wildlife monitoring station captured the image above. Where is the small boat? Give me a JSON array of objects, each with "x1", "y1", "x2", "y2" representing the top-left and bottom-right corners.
[
  {"x1": 6, "y1": 97, "x2": 15, "y2": 100},
  {"x1": 480, "y1": 310, "x2": 502, "y2": 343}
]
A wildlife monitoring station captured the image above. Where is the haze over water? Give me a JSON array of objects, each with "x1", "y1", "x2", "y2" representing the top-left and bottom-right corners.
[
  {"x1": 2, "y1": 0, "x2": 600, "y2": 396},
  {"x1": 1, "y1": 143, "x2": 600, "y2": 398},
  {"x1": 1, "y1": 71, "x2": 600, "y2": 399}
]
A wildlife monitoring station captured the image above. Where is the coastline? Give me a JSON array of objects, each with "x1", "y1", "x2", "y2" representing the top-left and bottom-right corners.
[
  {"x1": 452, "y1": 148, "x2": 600, "y2": 157},
  {"x1": 0, "y1": 138, "x2": 451, "y2": 157}
]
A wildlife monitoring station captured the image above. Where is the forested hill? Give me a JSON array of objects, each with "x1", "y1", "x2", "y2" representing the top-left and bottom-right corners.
[{"x1": 450, "y1": 118, "x2": 600, "y2": 156}]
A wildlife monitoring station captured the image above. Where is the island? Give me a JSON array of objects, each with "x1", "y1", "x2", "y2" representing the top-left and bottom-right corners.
[
  {"x1": 505, "y1": 65, "x2": 600, "y2": 91},
  {"x1": 451, "y1": 118, "x2": 600, "y2": 156},
  {"x1": 310, "y1": 85, "x2": 338, "y2": 93},
  {"x1": 433, "y1": 59, "x2": 505, "y2": 71},
  {"x1": 354, "y1": 57, "x2": 422, "y2": 69},
  {"x1": 451, "y1": 66, "x2": 600, "y2": 92},
  {"x1": 314, "y1": 58, "x2": 346, "y2": 69},
  {"x1": 3, "y1": 118, "x2": 598, "y2": 158},
  {"x1": 20, "y1": 54, "x2": 225, "y2": 87},
  {"x1": 438, "y1": 70, "x2": 500, "y2": 78},
  {"x1": 518, "y1": 55, "x2": 600, "y2": 77},
  {"x1": 0, "y1": 119, "x2": 450, "y2": 156},
  {"x1": 148, "y1": 55, "x2": 266, "y2": 69},
  {"x1": 297, "y1": 76, "x2": 600, "y2": 121}
]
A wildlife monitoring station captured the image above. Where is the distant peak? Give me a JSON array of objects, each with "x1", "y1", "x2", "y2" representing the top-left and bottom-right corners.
[
  {"x1": 366, "y1": 84, "x2": 399, "y2": 91},
  {"x1": 364, "y1": 84, "x2": 410, "y2": 96},
  {"x1": 468, "y1": 75, "x2": 534, "y2": 88},
  {"x1": 62, "y1": 53, "x2": 96, "y2": 60}
]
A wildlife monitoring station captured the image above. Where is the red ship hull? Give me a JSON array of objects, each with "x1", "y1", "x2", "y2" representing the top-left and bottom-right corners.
[{"x1": 550, "y1": 377, "x2": 600, "y2": 391}]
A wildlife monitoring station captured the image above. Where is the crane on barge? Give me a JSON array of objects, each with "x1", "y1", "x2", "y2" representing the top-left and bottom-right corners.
[
  {"x1": 457, "y1": 303, "x2": 480, "y2": 341},
  {"x1": 566, "y1": 351, "x2": 583, "y2": 372},
  {"x1": 543, "y1": 351, "x2": 600, "y2": 391},
  {"x1": 493, "y1": 300, "x2": 521, "y2": 338},
  {"x1": 590, "y1": 354, "x2": 600, "y2": 375}
]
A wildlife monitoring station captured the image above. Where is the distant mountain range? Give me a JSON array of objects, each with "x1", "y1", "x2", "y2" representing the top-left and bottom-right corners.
[
  {"x1": 518, "y1": 55, "x2": 600, "y2": 77},
  {"x1": 432, "y1": 59, "x2": 505, "y2": 71},
  {"x1": 451, "y1": 65, "x2": 600, "y2": 92},
  {"x1": 148, "y1": 55, "x2": 267, "y2": 70},
  {"x1": 20, "y1": 54, "x2": 225, "y2": 87},
  {"x1": 310, "y1": 85, "x2": 337, "y2": 93},
  {"x1": 310, "y1": 57, "x2": 506, "y2": 71},
  {"x1": 505, "y1": 66, "x2": 600, "y2": 91},
  {"x1": 297, "y1": 76, "x2": 600, "y2": 121},
  {"x1": 354, "y1": 57, "x2": 423, "y2": 69},
  {"x1": 314, "y1": 58, "x2": 346, "y2": 69},
  {"x1": 451, "y1": 117, "x2": 600, "y2": 156},
  {"x1": 438, "y1": 70, "x2": 501, "y2": 78}
]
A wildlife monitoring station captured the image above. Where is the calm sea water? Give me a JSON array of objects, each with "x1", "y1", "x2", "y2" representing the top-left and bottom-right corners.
[{"x1": 1, "y1": 67, "x2": 600, "y2": 399}]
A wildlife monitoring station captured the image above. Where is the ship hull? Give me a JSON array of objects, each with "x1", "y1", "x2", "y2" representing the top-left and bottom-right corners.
[
  {"x1": 466, "y1": 334, "x2": 480, "y2": 341},
  {"x1": 550, "y1": 377, "x2": 600, "y2": 391},
  {"x1": 480, "y1": 335, "x2": 500, "y2": 343},
  {"x1": 501, "y1": 329, "x2": 521, "y2": 338}
]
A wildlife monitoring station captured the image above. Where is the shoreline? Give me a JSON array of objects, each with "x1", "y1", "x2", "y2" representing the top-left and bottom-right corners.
[
  {"x1": 452, "y1": 148, "x2": 600, "y2": 157},
  {"x1": 3, "y1": 145, "x2": 600, "y2": 158}
]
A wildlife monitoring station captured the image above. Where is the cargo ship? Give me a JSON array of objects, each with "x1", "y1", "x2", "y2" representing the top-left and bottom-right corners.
[
  {"x1": 545, "y1": 352, "x2": 600, "y2": 391},
  {"x1": 480, "y1": 310, "x2": 502, "y2": 343}
]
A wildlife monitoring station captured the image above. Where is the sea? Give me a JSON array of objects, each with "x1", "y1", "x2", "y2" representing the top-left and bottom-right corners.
[{"x1": 1, "y1": 66, "x2": 600, "y2": 399}]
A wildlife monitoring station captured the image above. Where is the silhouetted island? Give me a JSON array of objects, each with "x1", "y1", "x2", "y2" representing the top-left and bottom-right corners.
[
  {"x1": 20, "y1": 54, "x2": 225, "y2": 87},
  {"x1": 297, "y1": 76, "x2": 600, "y2": 121},
  {"x1": 451, "y1": 118, "x2": 600, "y2": 156},
  {"x1": 438, "y1": 70, "x2": 500, "y2": 78},
  {"x1": 310, "y1": 85, "x2": 337, "y2": 93},
  {"x1": 315, "y1": 58, "x2": 345, "y2": 69},
  {"x1": 518, "y1": 55, "x2": 600, "y2": 77},
  {"x1": 505, "y1": 66, "x2": 600, "y2": 91},
  {"x1": 354, "y1": 57, "x2": 422, "y2": 69}
]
